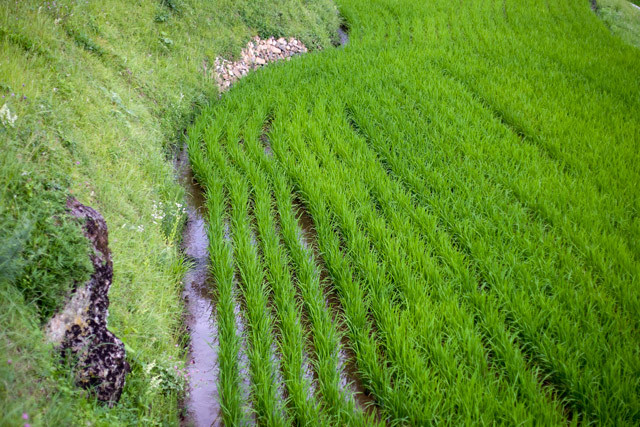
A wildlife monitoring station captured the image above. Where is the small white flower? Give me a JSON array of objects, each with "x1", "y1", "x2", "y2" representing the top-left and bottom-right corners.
[{"x1": 0, "y1": 104, "x2": 17, "y2": 127}]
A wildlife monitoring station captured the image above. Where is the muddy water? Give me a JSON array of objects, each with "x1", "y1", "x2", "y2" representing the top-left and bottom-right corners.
[
  {"x1": 260, "y1": 125, "x2": 273, "y2": 157},
  {"x1": 175, "y1": 145, "x2": 222, "y2": 427},
  {"x1": 337, "y1": 25, "x2": 350, "y2": 47},
  {"x1": 226, "y1": 219, "x2": 256, "y2": 424},
  {"x1": 292, "y1": 199, "x2": 378, "y2": 417}
]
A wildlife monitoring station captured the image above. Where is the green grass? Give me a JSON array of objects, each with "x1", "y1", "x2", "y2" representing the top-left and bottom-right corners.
[
  {"x1": 0, "y1": 0, "x2": 339, "y2": 424},
  {"x1": 597, "y1": 0, "x2": 640, "y2": 48},
  {"x1": 187, "y1": 0, "x2": 640, "y2": 424}
]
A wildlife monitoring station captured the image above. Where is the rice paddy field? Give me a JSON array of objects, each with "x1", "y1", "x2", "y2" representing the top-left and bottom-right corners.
[{"x1": 186, "y1": 0, "x2": 640, "y2": 425}]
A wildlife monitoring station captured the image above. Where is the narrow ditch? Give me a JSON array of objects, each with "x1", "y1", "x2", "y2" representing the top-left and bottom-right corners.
[
  {"x1": 174, "y1": 144, "x2": 221, "y2": 426},
  {"x1": 291, "y1": 197, "x2": 379, "y2": 419},
  {"x1": 226, "y1": 221, "x2": 255, "y2": 425}
]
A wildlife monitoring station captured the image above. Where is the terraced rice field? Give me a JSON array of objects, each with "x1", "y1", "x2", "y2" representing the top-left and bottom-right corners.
[{"x1": 186, "y1": 0, "x2": 640, "y2": 424}]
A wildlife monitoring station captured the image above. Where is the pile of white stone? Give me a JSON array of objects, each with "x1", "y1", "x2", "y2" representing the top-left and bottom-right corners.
[{"x1": 213, "y1": 36, "x2": 308, "y2": 92}]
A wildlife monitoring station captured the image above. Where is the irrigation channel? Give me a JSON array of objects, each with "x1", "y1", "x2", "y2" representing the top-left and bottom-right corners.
[{"x1": 175, "y1": 145, "x2": 222, "y2": 426}]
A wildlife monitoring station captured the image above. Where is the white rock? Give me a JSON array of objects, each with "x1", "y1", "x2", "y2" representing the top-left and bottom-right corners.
[{"x1": 213, "y1": 35, "x2": 309, "y2": 91}]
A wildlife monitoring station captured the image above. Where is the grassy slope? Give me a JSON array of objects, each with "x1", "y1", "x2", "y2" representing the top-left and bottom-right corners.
[
  {"x1": 597, "y1": 0, "x2": 640, "y2": 48},
  {"x1": 0, "y1": 0, "x2": 338, "y2": 425},
  {"x1": 188, "y1": 0, "x2": 640, "y2": 424}
]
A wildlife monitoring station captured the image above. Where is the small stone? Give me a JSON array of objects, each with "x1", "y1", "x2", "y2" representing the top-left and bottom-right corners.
[{"x1": 212, "y1": 36, "x2": 308, "y2": 92}]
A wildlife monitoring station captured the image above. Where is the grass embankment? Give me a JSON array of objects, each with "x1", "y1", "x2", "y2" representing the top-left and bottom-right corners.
[
  {"x1": 0, "y1": 0, "x2": 339, "y2": 424},
  {"x1": 188, "y1": 0, "x2": 640, "y2": 424},
  {"x1": 597, "y1": 0, "x2": 640, "y2": 48}
]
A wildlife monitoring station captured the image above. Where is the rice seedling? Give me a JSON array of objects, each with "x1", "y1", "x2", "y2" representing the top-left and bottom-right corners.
[
  {"x1": 187, "y1": 0, "x2": 640, "y2": 424},
  {"x1": 223, "y1": 128, "x2": 361, "y2": 424},
  {"x1": 204, "y1": 133, "x2": 287, "y2": 426}
]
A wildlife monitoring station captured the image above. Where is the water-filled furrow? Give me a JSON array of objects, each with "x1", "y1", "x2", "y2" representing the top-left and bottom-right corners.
[
  {"x1": 226, "y1": 221, "x2": 255, "y2": 425},
  {"x1": 292, "y1": 198, "x2": 378, "y2": 418},
  {"x1": 175, "y1": 145, "x2": 221, "y2": 426}
]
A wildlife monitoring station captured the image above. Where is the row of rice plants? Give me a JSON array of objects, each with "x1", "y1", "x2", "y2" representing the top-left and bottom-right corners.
[
  {"x1": 272, "y1": 95, "x2": 564, "y2": 423},
  {"x1": 206, "y1": 131, "x2": 286, "y2": 425},
  {"x1": 306, "y1": 98, "x2": 566, "y2": 422},
  {"x1": 224, "y1": 126, "x2": 368, "y2": 424},
  {"x1": 239, "y1": 102, "x2": 412, "y2": 423}
]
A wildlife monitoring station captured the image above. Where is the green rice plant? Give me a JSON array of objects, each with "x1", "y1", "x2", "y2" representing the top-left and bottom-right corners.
[
  {"x1": 233, "y1": 146, "x2": 323, "y2": 424},
  {"x1": 203, "y1": 130, "x2": 287, "y2": 426},
  {"x1": 194, "y1": 100, "x2": 419, "y2": 424},
  {"x1": 266, "y1": 97, "x2": 563, "y2": 423},
  {"x1": 222, "y1": 114, "x2": 372, "y2": 425},
  {"x1": 265, "y1": 103, "x2": 453, "y2": 423},
  {"x1": 298, "y1": 98, "x2": 565, "y2": 423},
  {"x1": 186, "y1": 0, "x2": 640, "y2": 423},
  {"x1": 198, "y1": 119, "x2": 315, "y2": 424},
  {"x1": 330, "y1": 107, "x2": 565, "y2": 421},
  {"x1": 342, "y1": 67, "x2": 640, "y2": 422}
]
